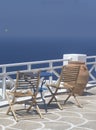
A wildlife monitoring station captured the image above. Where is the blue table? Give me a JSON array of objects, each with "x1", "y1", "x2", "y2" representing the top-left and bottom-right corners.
[
  {"x1": 39, "y1": 71, "x2": 53, "y2": 92},
  {"x1": 39, "y1": 71, "x2": 53, "y2": 112}
]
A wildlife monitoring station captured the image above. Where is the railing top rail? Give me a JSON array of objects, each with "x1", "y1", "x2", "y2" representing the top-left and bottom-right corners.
[
  {"x1": 87, "y1": 55, "x2": 96, "y2": 59},
  {"x1": 0, "y1": 55, "x2": 96, "y2": 69},
  {"x1": 0, "y1": 55, "x2": 96, "y2": 68},
  {"x1": 0, "y1": 58, "x2": 70, "y2": 68},
  {"x1": 86, "y1": 62, "x2": 96, "y2": 65}
]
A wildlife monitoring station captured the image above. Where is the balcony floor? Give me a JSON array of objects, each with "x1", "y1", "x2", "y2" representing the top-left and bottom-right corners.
[{"x1": 0, "y1": 86, "x2": 96, "y2": 130}]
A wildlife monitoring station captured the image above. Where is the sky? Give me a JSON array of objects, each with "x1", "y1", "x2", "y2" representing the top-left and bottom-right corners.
[{"x1": 0, "y1": 0, "x2": 96, "y2": 38}]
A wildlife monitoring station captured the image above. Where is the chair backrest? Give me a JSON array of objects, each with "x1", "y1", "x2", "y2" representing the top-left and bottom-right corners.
[
  {"x1": 14, "y1": 71, "x2": 40, "y2": 96},
  {"x1": 58, "y1": 65, "x2": 80, "y2": 87}
]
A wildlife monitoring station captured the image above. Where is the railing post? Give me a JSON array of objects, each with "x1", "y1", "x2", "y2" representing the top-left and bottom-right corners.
[
  {"x1": 63, "y1": 54, "x2": 87, "y2": 65},
  {"x1": 2, "y1": 66, "x2": 6, "y2": 99},
  {"x1": 49, "y1": 62, "x2": 53, "y2": 83},
  {"x1": 95, "y1": 57, "x2": 96, "y2": 71},
  {"x1": 27, "y1": 64, "x2": 31, "y2": 71}
]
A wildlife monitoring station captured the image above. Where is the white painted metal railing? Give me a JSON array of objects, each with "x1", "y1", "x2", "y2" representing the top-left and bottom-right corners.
[
  {"x1": 0, "y1": 58, "x2": 69, "y2": 100},
  {"x1": 86, "y1": 56, "x2": 96, "y2": 83},
  {"x1": 0, "y1": 55, "x2": 96, "y2": 100}
]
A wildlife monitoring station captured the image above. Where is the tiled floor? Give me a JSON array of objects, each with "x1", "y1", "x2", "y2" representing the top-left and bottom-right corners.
[{"x1": 0, "y1": 86, "x2": 96, "y2": 130}]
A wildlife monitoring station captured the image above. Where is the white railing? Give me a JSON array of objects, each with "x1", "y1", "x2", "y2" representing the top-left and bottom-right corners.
[
  {"x1": 0, "y1": 58, "x2": 70, "y2": 100},
  {"x1": 0, "y1": 55, "x2": 96, "y2": 100},
  {"x1": 86, "y1": 56, "x2": 96, "y2": 84}
]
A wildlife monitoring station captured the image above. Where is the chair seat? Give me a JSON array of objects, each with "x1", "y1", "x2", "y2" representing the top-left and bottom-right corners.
[
  {"x1": 13, "y1": 90, "x2": 33, "y2": 97},
  {"x1": 46, "y1": 82, "x2": 73, "y2": 89}
]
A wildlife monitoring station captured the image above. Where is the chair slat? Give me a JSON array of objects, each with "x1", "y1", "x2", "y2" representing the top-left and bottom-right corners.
[{"x1": 61, "y1": 66, "x2": 80, "y2": 83}]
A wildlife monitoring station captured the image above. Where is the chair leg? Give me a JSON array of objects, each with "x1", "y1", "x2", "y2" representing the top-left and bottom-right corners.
[
  {"x1": 36, "y1": 105, "x2": 43, "y2": 118},
  {"x1": 27, "y1": 96, "x2": 37, "y2": 111},
  {"x1": 64, "y1": 93, "x2": 71, "y2": 105},
  {"x1": 6, "y1": 105, "x2": 18, "y2": 121},
  {"x1": 47, "y1": 86, "x2": 63, "y2": 110},
  {"x1": 27, "y1": 101, "x2": 34, "y2": 112},
  {"x1": 40, "y1": 91, "x2": 48, "y2": 113},
  {"x1": 6, "y1": 106, "x2": 11, "y2": 115},
  {"x1": 6, "y1": 93, "x2": 18, "y2": 121},
  {"x1": 73, "y1": 94, "x2": 83, "y2": 108},
  {"x1": 27, "y1": 99, "x2": 43, "y2": 118},
  {"x1": 64, "y1": 92, "x2": 83, "y2": 108},
  {"x1": 47, "y1": 86, "x2": 56, "y2": 105}
]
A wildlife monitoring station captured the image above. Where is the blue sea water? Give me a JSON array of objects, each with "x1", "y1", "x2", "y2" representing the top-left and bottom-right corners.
[
  {"x1": 0, "y1": 0, "x2": 96, "y2": 65},
  {"x1": 0, "y1": 37, "x2": 96, "y2": 64}
]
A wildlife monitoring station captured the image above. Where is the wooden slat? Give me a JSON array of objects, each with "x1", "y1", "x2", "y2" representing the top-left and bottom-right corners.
[{"x1": 61, "y1": 66, "x2": 80, "y2": 83}]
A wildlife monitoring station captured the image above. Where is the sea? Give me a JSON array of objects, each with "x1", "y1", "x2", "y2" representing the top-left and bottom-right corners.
[
  {"x1": 0, "y1": 0, "x2": 96, "y2": 65},
  {"x1": 0, "y1": 37, "x2": 96, "y2": 65}
]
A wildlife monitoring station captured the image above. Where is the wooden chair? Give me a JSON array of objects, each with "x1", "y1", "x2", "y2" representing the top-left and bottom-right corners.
[
  {"x1": 6, "y1": 70, "x2": 42, "y2": 121},
  {"x1": 46, "y1": 65, "x2": 83, "y2": 109}
]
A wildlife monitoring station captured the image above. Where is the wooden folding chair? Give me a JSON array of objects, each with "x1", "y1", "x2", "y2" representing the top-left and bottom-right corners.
[
  {"x1": 46, "y1": 65, "x2": 83, "y2": 109},
  {"x1": 6, "y1": 70, "x2": 42, "y2": 121}
]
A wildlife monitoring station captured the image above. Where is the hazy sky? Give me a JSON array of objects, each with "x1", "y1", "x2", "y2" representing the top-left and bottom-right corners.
[{"x1": 0, "y1": 0, "x2": 96, "y2": 38}]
